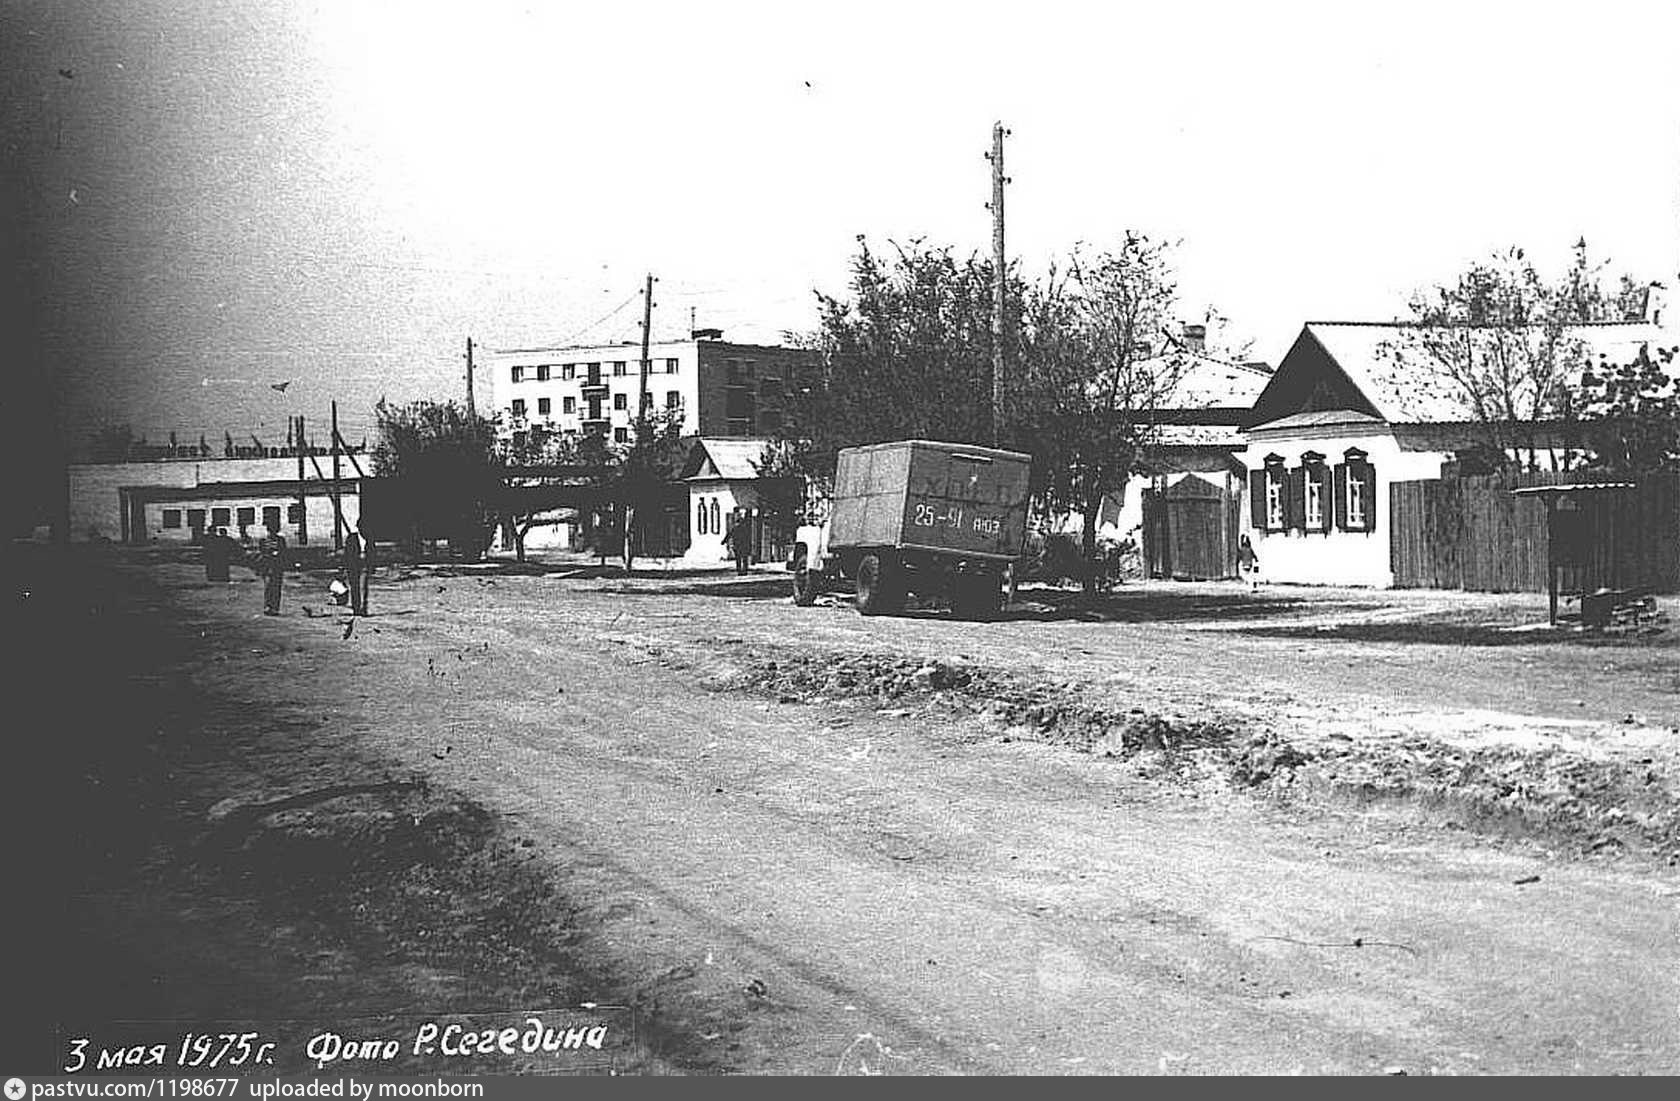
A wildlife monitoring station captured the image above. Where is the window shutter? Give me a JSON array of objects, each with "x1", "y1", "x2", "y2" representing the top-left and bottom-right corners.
[
  {"x1": 1286, "y1": 467, "x2": 1306, "y2": 531},
  {"x1": 1314, "y1": 468, "x2": 1333, "y2": 533},
  {"x1": 1333, "y1": 463, "x2": 1348, "y2": 531},
  {"x1": 1358, "y1": 463, "x2": 1378, "y2": 532},
  {"x1": 1249, "y1": 469, "x2": 1267, "y2": 530}
]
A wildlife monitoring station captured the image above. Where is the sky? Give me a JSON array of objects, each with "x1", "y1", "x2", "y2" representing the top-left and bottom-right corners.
[{"x1": 5, "y1": 0, "x2": 1679, "y2": 461}]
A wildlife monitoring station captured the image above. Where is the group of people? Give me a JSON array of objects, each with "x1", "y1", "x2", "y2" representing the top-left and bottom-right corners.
[{"x1": 202, "y1": 520, "x2": 373, "y2": 617}]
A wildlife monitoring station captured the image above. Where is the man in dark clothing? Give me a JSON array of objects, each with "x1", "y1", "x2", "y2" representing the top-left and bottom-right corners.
[
  {"x1": 204, "y1": 526, "x2": 235, "y2": 582},
  {"x1": 344, "y1": 521, "x2": 372, "y2": 616},
  {"x1": 257, "y1": 521, "x2": 287, "y2": 615},
  {"x1": 721, "y1": 508, "x2": 753, "y2": 576}
]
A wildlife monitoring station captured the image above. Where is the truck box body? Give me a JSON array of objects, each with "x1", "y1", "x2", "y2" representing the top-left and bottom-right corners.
[{"x1": 829, "y1": 440, "x2": 1032, "y2": 562}]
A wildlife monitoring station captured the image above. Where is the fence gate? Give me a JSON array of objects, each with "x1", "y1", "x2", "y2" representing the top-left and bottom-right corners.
[{"x1": 1146, "y1": 475, "x2": 1237, "y2": 581}]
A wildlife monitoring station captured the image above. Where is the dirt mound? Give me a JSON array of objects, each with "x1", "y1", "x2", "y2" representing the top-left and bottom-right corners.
[{"x1": 712, "y1": 645, "x2": 1680, "y2": 863}]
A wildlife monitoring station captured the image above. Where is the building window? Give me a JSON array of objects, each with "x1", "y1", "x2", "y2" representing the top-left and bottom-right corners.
[
  {"x1": 262, "y1": 505, "x2": 281, "y2": 530},
  {"x1": 759, "y1": 377, "x2": 782, "y2": 398},
  {"x1": 613, "y1": 393, "x2": 627, "y2": 411},
  {"x1": 613, "y1": 427, "x2": 628, "y2": 444},
  {"x1": 511, "y1": 365, "x2": 525, "y2": 383},
  {"x1": 563, "y1": 396, "x2": 576, "y2": 414},
  {"x1": 1336, "y1": 449, "x2": 1377, "y2": 532},
  {"x1": 537, "y1": 365, "x2": 551, "y2": 382},
  {"x1": 237, "y1": 506, "x2": 256, "y2": 529},
  {"x1": 666, "y1": 391, "x2": 681, "y2": 410},
  {"x1": 709, "y1": 498, "x2": 721, "y2": 535},
  {"x1": 162, "y1": 508, "x2": 182, "y2": 529},
  {"x1": 665, "y1": 357, "x2": 678, "y2": 374},
  {"x1": 537, "y1": 397, "x2": 551, "y2": 416},
  {"x1": 511, "y1": 398, "x2": 526, "y2": 417},
  {"x1": 696, "y1": 499, "x2": 708, "y2": 535},
  {"x1": 287, "y1": 503, "x2": 304, "y2": 524},
  {"x1": 1301, "y1": 452, "x2": 1331, "y2": 533},
  {"x1": 562, "y1": 363, "x2": 576, "y2": 380},
  {"x1": 759, "y1": 410, "x2": 782, "y2": 432},
  {"x1": 1250, "y1": 455, "x2": 1290, "y2": 534},
  {"x1": 212, "y1": 507, "x2": 232, "y2": 527},
  {"x1": 611, "y1": 361, "x2": 625, "y2": 377},
  {"x1": 186, "y1": 508, "x2": 207, "y2": 531}
]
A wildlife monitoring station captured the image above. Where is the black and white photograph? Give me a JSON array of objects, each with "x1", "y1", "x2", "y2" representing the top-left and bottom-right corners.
[{"x1": 5, "y1": 0, "x2": 1679, "y2": 1079}]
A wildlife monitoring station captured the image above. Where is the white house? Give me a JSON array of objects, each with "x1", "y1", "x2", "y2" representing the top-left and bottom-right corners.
[
  {"x1": 1242, "y1": 320, "x2": 1675, "y2": 587},
  {"x1": 680, "y1": 437, "x2": 781, "y2": 566}
]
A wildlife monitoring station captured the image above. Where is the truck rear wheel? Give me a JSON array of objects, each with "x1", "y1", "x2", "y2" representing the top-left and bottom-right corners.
[
  {"x1": 791, "y1": 548, "x2": 819, "y2": 606},
  {"x1": 855, "y1": 553, "x2": 902, "y2": 616}
]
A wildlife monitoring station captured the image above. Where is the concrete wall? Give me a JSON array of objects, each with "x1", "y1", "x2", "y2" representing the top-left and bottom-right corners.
[
  {"x1": 143, "y1": 491, "x2": 360, "y2": 547},
  {"x1": 1242, "y1": 428, "x2": 1445, "y2": 587}
]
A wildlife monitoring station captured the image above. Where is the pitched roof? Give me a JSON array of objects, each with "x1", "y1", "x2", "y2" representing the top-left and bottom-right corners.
[
  {"x1": 1152, "y1": 350, "x2": 1273, "y2": 411},
  {"x1": 683, "y1": 437, "x2": 774, "y2": 481},
  {"x1": 1250, "y1": 320, "x2": 1676, "y2": 426}
]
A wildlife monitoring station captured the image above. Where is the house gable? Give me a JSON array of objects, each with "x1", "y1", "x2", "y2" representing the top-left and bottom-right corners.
[{"x1": 1244, "y1": 327, "x2": 1381, "y2": 429}]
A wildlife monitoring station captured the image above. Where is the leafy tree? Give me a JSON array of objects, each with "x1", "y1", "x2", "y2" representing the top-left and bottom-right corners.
[
  {"x1": 1014, "y1": 233, "x2": 1190, "y2": 589},
  {"x1": 1574, "y1": 342, "x2": 1680, "y2": 473},
  {"x1": 1376, "y1": 240, "x2": 1646, "y2": 472},
  {"x1": 371, "y1": 398, "x2": 501, "y2": 560},
  {"x1": 783, "y1": 237, "x2": 1022, "y2": 490},
  {"x1": 617, "y1": 405, "x2": 690, "y2": 570}
]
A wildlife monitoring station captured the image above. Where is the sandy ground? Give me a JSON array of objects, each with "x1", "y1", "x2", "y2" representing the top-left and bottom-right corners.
[{"x1": 7, "y1": 545, "x2": 1679, "y2": 1076}]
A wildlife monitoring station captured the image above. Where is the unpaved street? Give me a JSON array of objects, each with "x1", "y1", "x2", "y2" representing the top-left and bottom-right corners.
[{"x1": 11, "y1": 548, "x2": 1680, "y2": 1075}]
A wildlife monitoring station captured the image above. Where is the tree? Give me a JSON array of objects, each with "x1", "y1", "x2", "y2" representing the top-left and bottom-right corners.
[
  {"x1": 1376, "y1": 240, "x2": 1644, "y2": 472},
  {"x1": 616, "y1": 405, "x2": 689, "y2": 570},
  {"x1": 751, "y1": 437, "x2": 813, "y2": 550},
  {"x1": 371, "y1": 398, "x2": 501, "y2": 560},
  {"x1": 783, "y1": 237, "x2": 1020, "y2": 490},
  {"x1": 1014, "y1": 233, "x2": 1190, "y2": 590},
  {"x1": 1574, "y1": 341, "x2": 1680, "y2": 473}
]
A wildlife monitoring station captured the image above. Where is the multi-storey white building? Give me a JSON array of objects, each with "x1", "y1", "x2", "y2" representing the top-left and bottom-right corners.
[{"x1": 478, "y1": 333, "x2": 819, "y2": 449}]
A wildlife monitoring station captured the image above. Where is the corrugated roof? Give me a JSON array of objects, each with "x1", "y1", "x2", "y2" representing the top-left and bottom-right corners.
[{"x1": 1304, "y1": 321, "x2": 1675, "y2": 423}]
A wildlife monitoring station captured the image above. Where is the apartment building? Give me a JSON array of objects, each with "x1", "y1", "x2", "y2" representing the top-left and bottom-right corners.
[{"x1": 479, "y1": 332, "x2": 819, "y2": 448}]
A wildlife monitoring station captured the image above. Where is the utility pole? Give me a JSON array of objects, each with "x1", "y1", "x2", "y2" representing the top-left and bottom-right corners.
[
  {"x1": 986, "y1": 121, "x2": 1010, "y2": 448},
  {"x1": 295, "y1": 415, "x2": 308, "y2": 545},
  {"x1": 464, "y1": 336, "x2": 477, "y2": 420},
  {"x1": 637, "y1": 273, "x2": 656, "y2": 430},
  {"x1": 330, "y1": 400, "x2": 344, "y2": 551}
]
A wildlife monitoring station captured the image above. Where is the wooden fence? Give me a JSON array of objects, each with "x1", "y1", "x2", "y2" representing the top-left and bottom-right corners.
[{"x1": 1389, "y1": 471, "x2": 1680, "y2": 593}]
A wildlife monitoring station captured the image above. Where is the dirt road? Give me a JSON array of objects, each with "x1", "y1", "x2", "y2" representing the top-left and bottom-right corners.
[{"x1": 12, "y1": 549, "x2": 1679, "y2": 1075}]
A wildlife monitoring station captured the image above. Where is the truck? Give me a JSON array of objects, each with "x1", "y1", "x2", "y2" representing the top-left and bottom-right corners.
[{"x1": 787, "y1": 439, "x2": 1033, "y2": 619}]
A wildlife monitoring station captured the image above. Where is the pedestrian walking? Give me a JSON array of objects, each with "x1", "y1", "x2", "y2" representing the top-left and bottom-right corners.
[
  {"x1": 1238, "y1": 533, "x2": 1261, "y2": 590},
  {"x1": 721, "y1": 508, "x2": 752, "y2": 575},
  {"x1": 257, "y1": 520, "x2": 287, "y2": 615},
  {"x1": 344, "y1": 520, "x2": 372, "y2": 615}
]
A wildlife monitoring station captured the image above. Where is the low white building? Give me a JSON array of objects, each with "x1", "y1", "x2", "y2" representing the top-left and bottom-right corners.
[
  {"x1": 679, "y1": 437, "x2": 784, "y2": 566},
  {"x1": 1241, "y1": 320, "x2": 1675, "y2": 587},
  {"x1": 70, "y1": 455, "x2": 362, "y2": 546}
]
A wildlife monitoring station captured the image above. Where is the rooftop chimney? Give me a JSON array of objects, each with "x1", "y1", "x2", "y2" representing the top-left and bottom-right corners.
[{"x1": 1180, "y1": 323, "x2": 1207, "y2": 353}]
